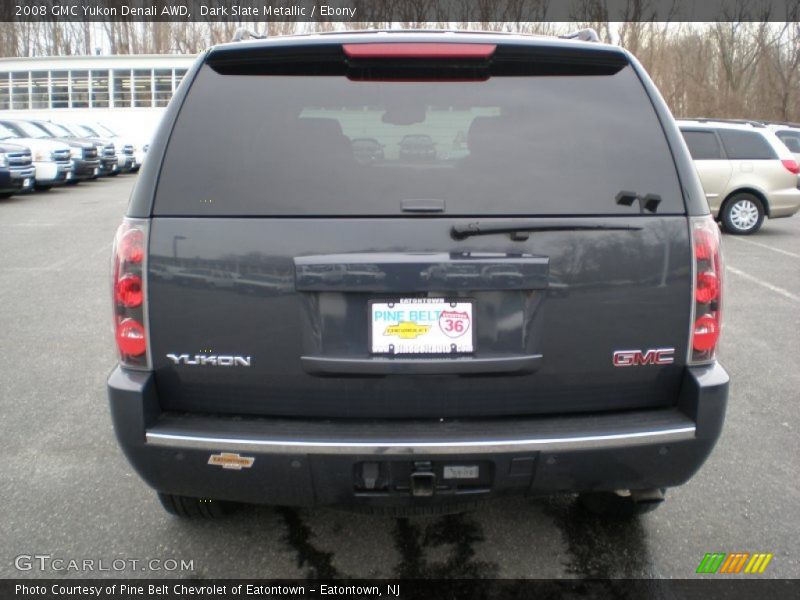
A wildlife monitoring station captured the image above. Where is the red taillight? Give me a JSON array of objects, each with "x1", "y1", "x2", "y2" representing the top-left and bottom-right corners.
[
  {"x1": 692, "y1": 315, "x2": 720, "y2": 352},
  {"x1": 116, "y1": 318, "x2": 146, "y2": 356},
  {"x1": 342, "y1": 43, "x2": 496, "y2": 59},
  {"x1": 112, "y1": 220, "x2": 149, "y2": 368},
  {"x1": 115, "y1": 273, "x2": 143, "y2": 307},
  {"x1": 690, "y1": 216, "x2": 723, "y2": 363},
  {"x1": 781, "y1": 159, "x2": 800, "y2": 175},
  {"x1": 696, "y1": 271, "x2": 720, "y2": 303}
]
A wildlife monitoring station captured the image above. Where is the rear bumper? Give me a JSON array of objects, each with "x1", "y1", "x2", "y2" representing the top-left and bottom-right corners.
[
  {"x1": 768, "y1": 188, "x2": 800, "y2": 218},
  {"x1": 108, "y1": 363, "x2": 728, "y2": 508}
]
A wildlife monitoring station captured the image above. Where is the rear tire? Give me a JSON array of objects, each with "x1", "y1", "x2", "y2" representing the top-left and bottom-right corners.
[
  {"x1": 578, "y1": 490, "x2": 664, "y2": 518},
  {"x1": 157, "y1": 493, "x2": 232, "y2": 518},
  {"x1": 721, "y1": 193, "x2": 765, "y2": 235}
]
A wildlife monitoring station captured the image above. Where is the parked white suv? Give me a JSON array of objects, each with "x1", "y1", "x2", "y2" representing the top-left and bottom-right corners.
[
  {"x1": 72, "y1": 123, "x2": 137, "y2": 173},
  {"x1": 0, "y1": 121, "x2": 73, "y2": 189},
  {"x1": 90, "y1": 122, "x2": 147, "y2": 172},
  {"x1": 678, "y1": 119, "x2": 800, "y2": 234}
]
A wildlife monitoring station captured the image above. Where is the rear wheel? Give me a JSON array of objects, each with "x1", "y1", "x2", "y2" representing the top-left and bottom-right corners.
[
  {"x1": 157, "y1": 493, "x2": 232, "y2": 518},
  {"x1": 721, "y1": 193, "x2": 765, "y2": 235},
  {"x1": 578, "y1": 489, "x2": 665, "y2": 518}
]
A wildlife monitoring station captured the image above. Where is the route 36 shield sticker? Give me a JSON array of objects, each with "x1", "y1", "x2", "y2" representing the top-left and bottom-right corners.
[{"x1": 439, "y1": 310, "x2": 471, "y2": 338}]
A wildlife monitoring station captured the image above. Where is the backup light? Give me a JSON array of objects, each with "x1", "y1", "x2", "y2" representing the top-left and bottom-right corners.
[{"x1": 118, "y1": 228, "x2": 144, "y2": 264}]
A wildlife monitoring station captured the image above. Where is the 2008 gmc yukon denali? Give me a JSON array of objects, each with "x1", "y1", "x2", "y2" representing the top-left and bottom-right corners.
[{"x1": 108, "y1": 31, "x2": 729, "y2": 518}]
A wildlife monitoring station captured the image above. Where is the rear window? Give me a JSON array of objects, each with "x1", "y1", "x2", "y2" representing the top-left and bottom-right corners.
[
  {"x1": 154, "y1": 61, "x2": 684, "y2": 216},
  {"x1": 775, "y1": 130, "x2": 800, "y2": 153},
  {"x1": 718, "y1": 129, "x2": 777, "y2": 160},
  {"x1": 681, "y1": 130, "x2": 723, "y2": 160}
]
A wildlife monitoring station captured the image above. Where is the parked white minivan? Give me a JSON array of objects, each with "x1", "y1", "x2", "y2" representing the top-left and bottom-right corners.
[{"x1": 678, "y1": 119, "x2": 800, "y2": 234}]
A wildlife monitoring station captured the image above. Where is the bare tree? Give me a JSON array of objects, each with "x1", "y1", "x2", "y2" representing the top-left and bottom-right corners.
[{"x1": 0, "y1": 16, "x2": 797, "y2": 122}]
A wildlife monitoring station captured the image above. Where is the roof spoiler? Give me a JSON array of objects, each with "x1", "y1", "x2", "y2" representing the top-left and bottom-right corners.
[
  {"x1": 559, "y1": 28, "x2": 600, "y2": 43},
  {"x1": 232, "y1": 28, "x2": 268, "y2": 42},
  {"x1": 761, "y1": 120, "x2": 800, "y2": 129},
  {"x1": 688, "y1": 118, "x2": 766, "y2": 128}
]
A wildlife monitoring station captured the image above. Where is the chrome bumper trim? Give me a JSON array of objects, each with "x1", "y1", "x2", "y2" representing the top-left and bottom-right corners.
[{"x1": 146, "y1": 425, "x2": 696, "y2": 456}]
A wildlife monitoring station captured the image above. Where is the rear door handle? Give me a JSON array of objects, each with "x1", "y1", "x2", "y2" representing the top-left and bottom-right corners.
[
  {"x1": 294, "y1": 253, "x2": 549, "y2": 292},
  {"x1": 301, "y1": 354, "x2": 543, "y2": 376}
]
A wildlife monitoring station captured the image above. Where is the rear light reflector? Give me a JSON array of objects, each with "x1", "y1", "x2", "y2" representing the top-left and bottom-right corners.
[
  {"x1": 689, "y1": 216, "x2": 724, "y2": 363},
  {"x1": 781, "y1": 159, "x2": 799, "y2": 174},
  {"x1": 112, "y1": 219, "x2": 149, "y2": 368},
  {"x1": 692, "y1": 314, "x2": 720, "y2": 352},
  {"x1": 343, "y1": 43, "x2": 496, "y2": 59},
  {"x1": 116, "y1": 318, "x2": 146, "y2": 356}
]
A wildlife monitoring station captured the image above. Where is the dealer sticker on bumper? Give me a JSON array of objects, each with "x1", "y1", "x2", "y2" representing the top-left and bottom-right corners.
[
  {"x1": 208, "y1": 452, "x2": 254, "y2": 470},
  {"x1": 371, "y1": 298, "x2": 474, "y2": 355}
]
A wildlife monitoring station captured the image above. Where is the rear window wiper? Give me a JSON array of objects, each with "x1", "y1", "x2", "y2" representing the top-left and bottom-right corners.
[{"x1": 451, "y1": 221, "x2": 643, "y2": 241}]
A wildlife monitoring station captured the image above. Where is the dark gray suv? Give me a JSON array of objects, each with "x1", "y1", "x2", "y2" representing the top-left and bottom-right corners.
[{"x1": 108, "y1": 31, "x2": 729, "y2": 518}]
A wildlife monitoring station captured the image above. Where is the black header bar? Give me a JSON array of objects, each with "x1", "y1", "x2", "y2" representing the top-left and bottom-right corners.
[{"x1": 2, "y1": 0, "x2": 798, "y2": 23}]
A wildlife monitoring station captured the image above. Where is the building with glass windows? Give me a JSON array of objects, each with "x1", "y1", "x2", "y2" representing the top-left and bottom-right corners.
[{"x1": 0, "y1": 54, "x2": 196, "y2": 143}]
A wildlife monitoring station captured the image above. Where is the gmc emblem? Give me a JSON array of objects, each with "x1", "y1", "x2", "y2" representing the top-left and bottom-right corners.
[{"x1": 613, "y1": 348, "x2": 675, "y2": 367}]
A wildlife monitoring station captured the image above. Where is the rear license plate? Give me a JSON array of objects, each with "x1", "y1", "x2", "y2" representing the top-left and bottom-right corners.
[
  {"x1": 443, "y1": 465, "x2": 479, "y2": 479},
  {"x1": 370, "y1": 298, "x2": 474, "y2": 355}
]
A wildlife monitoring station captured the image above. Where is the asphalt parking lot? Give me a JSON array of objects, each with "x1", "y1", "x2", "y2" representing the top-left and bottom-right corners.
[{"x1": 1, "y1": 175, "x2": 798, "y2": 580}]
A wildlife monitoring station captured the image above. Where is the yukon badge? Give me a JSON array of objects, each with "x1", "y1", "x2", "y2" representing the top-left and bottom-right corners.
[
  {"x1": 167, "y1": 353, "x2": 252, "y2": 367},
  {"x1": 613, "y1": 348, "x2": 674, "y2": 367}
]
